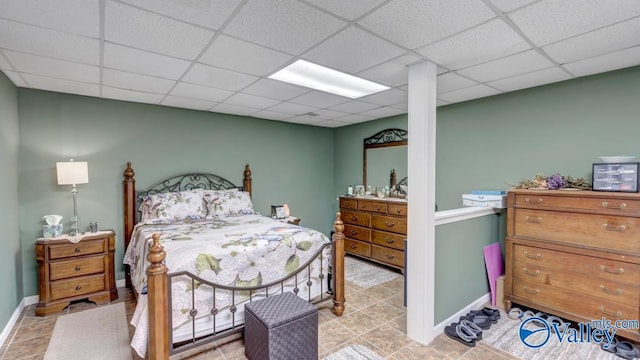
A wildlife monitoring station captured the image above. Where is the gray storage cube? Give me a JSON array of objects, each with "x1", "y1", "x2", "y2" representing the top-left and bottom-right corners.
[{"x1": 244, "y1": 292, "x2": 318, "y2": 360}]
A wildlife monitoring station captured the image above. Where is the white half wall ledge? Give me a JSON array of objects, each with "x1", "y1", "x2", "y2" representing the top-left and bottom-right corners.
[{"x1": 435, "y1": 207, "x2": 502, "y2": 226}]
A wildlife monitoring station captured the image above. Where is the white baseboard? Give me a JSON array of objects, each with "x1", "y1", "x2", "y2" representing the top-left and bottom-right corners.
[{"x1": 433, "y1": 292, "x2": 491, "y2": 336}]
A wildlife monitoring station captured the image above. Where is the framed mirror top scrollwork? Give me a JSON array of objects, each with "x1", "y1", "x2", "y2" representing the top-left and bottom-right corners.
[{"x1": 363, "y1": 128, "x2": 408, "y2": 189}]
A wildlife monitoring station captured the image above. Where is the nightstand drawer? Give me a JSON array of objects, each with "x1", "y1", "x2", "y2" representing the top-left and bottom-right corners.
[
  {"x1": 49, "y1": 256, "x2": 105, "y2": 281},
  {"x1": 48, "y1": 240, "x2": 105, "y2": 260},
  {"x1": 50, "y1": 274, "x2": 105, "y2": 300}
]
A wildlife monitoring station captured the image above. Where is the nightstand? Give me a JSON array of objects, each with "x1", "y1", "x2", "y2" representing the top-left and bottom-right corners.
[{"x1": 35, "y1": 230, "x2": 118, "y2": 316}]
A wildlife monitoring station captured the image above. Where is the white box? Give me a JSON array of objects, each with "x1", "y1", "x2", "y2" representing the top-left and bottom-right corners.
[{"x1": 462, "y1": 194, "x2": 507, "y2": 208}]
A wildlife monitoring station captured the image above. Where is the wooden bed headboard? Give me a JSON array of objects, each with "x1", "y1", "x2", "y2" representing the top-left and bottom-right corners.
[{"x1": 122, "y1": 162, "x2": 252, "y2": 287}]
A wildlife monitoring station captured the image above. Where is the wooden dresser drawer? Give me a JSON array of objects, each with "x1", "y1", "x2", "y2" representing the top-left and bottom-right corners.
[
  {"x1": 371, "y1": 215, "x2": 407, "y2": 235},
  {"x1": 340, "y1": 198, "x2": 357, "y2": 210},
  {"x1": 50, "y1": 274, "x2": 105, "y2": 301},
  {"x1": 49, "y1": 256, "x2": 105, "y2": 281},
  {"x1": 344, "y1": 224, "x2": 371, "y2": 242},
  {"x1": 341, "y1": 211, "x2": 371, "y2": 227},
  {"x1": 357, "y1": 200, "x2": 388, "y2": 214},
  {"x1": 515, "y1": 193, "x2": 640, "y2": 215},
  {"x1": 388, "y1": 203, "x2": 407, "y2": 216},
  {"x1": 513, "y1": 209, "x2": 640, "y2": 253},
  {"x1": 345, "y1": 239, "x2": 371, "y2": 258},
  {"x1": 371, "y1": 245, "x2": 404, "y2": 268},
  {"x1": 48, "y1": 240, "x2": 105, "y2": 260},
  {"x1": 371, "y1": 230, "x2": 405, "y2": 250}
]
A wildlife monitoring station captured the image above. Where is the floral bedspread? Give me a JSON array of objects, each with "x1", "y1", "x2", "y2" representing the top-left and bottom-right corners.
[{"x1": 123, "y1": 214, "x2": 331, "y2": 328}]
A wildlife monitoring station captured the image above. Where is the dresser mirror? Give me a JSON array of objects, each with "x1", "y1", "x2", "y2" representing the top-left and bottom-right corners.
[{"x1": 363, "y1": 128, "x2": 408, "y2": 190}]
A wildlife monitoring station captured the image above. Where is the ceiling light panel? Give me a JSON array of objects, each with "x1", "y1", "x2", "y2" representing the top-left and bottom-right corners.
[
  {"x1": 102, "y1": 68, "x2": 175, "y2": 93},
  {"x1": 241, "y1": 78, "x2": 310, "y2": 101},
  {"x1": 222, "y1": 0, "x2": 347, "y2": 54},
  {"x1": 103, "y1": 43, "x2": 191, "y2": 80},
  {"x1": 487, "y1": 67, "x2": 571, "y2": 92},
  {"x1": 183, "y1": 63, "x2": 258, "y2": 91},
  {"x1": 457, "y1": 50, "x2": 554, "y2": 83},
  {"x1": 105, "y1": 1, "x2": 214, "y2": 60},
  {"x1": 170, "y1": 82, "x2": 234, "y2": 102},
  {"x1": 161, "y1": 96, "x2": 217, "y2": 111},
  {"x1": 199, "y1": 35, "x2": 293, "y2": 76},
  {"x1": 418, "y1": 19, "x2": 530, "y2": 70},
  {"x1": 270, "y1": 60, "x2": 389, "y2": 98},
  {"x1": 0, "y1": 19, "x2": 99, "y2": 65},
  {"x1": 563, "y1": 45, "x2": 640, "y2": 77},
  {"x1": 304, "y1": 26, "x2": 406, "y2": 74},
  {"x1": 438, "y1": 84, "x2": 501, "y2": 103},
  {"x1": 120, "y1": 0, "x2": 242, "y2": 30},
  {"x1": 21, "y1": 73, "x2": 99, "y2": 97},
  {"x1": 509, "y1": 0, "x2": 640, "y2": 46},
  {"x1": 359, "y1": 0, "x2": 495, "y2": 49},
  {"x1": 102, "y1": 86, "x2": 164, "y2": 104},
  {"x1": 0, "y1": 0, "x2": 99, "y2": 37},
  {"x1": 3, "y1": 51, "x2": 99, "y2": 84},
  {"x1": 307, "y1": 0, "x2": 388, "y2": 21}
]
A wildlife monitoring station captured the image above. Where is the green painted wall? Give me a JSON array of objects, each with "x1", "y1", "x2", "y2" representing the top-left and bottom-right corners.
[
  {"x1": 0, "y1": 72, "x2": 21, "y2": 331},
  {"x1": 17, "y1": 89, "x2": 336, "y2": 297}
]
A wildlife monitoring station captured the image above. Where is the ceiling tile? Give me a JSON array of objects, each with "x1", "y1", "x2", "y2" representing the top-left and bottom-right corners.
[
  {"x1": 241, "y1": 78, "x2": 310, "y2": 101},
  {"x1": 0, "y1": 0, "x2": 99, "y2": 37},
  {"x1": 120, "y1": 0, "x2": 242, "y2": 30},
  {"x1": 437, "y1": 72, "x2": 478, "y2": 94},
  {"x1": 438, "y1": 84, "x2": 501, "y2": 103},
  {"x1": 436, "y1": 99, "x2": 450, "y2": 106},
  {"x1": 359, "y1": 88, "x2": 407, "y2": 106},
  {"x1": 0, "y1": 19, "x2": 99, "y2": 65},
  {"x1": 304, "y1": 26, "x2": 406, "y2": 74},
  {"x1": 105, "y1": 1, "x2": 214, "y2": 60},
  {"x1": 418, "y1": 19, "x2": 530, "y2": 70},
  {"x1": 336, "y1": 113, "x2": 376, "y2": 124},
  {"x1": 161, "y1": 95, "x2": 216, "y2": 111},
  {"x1": 0, "y1": 53, "x2": 12, "y2": 70},
  {"x1": 487, "y1": 66, "x2": 571, "y2": 92},
  {"x1": 199, "y1": 35, "x2": 293, "y2": 76},
  {"x1": 305, "y1": 0, "x2": 387, "y2": 20},
  {"x1": 250, "y1": 110, "x2": 296, "y2": 121},
  {"x1": 171, "y1": 82, "x2": 234, "y2": 102},
  {"x1": 330, "y1": 100, "x2": 380, "y2": 113},
  {"x1": 290, "y1": 91, "x2": 350, "y2": 108},
  {"x1": 543, "y1": 17, "x2": 640, "y2": 64},
  {"x1": 182, "y1": 63, "x2": 258, "y2": 91},
  {"x1": 102, "y1": 68, "x2": 175, "y2": 93},
  {"x1": 356, "y1": 53, "x2": 424, "y2": 87},
  {"x1": 3, "y1": 51, "x2": 99, "y2": 84},
  {"x1": 21, "y1": 73, "x2": 99, "y2": 97},
  {"x1": 488, "y1": 0, "x2": 537, "y2": 13},
  {"x1": 103, "y1": 43, "x2": 191, "y2": 80},
  {"x1": 509, "y1": 0, "x2": 640, "y2": 46},
  {"x1": 284, "y1": 116, "x2": 323, "y2": 125},
  {"x1": 102, "y1": 86, "x2": 164, "y2": 104},
  {"x1": 564, "y1": 45, "x2": 640, "y2": 77},
  {"x1": 3, "y1": 71, "x2": 27, "y2": 87},
  {"x1": 222, "y1": 0, "x2": 346, "y2": 54},
  {"x1": 457, "y1": 50, "x2": 554, "y2": 83},
  {"x1": 361, "y1": 106, "x2": 405, "y2": 119},
  {"x1": 211, "y1": 103, "x2": 260, "y2": 116},
  {"x1": 309, "y1": 108, "x2": 350, "y2": 120},
  {"x1": 267, "y1": 101, "x2": 319, "y2": 115},
  {"x1": 310, "y1": 119, "x2": 350, "y2": 128},
  {"x1": 359, "y1": 0, "x2": 495, "y2": 49},
  {"x1": 224, "y1": 93, "x2": 281, "y2": 109}
]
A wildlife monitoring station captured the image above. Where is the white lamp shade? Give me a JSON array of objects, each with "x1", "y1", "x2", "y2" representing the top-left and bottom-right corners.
[{"x1": 56, "y1": 161, "x2": 89, "y2": 185}]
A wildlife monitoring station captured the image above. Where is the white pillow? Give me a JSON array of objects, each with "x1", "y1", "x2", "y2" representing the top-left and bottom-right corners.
[
  {"x1": 139, "y1": 189, "x2": 206, "y2": 222},
  {"x1": 203, "y1": 189, "x2": 254, "y2": 218}
]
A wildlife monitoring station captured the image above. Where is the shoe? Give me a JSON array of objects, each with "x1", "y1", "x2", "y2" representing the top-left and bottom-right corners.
[{"x1": 444, "y1": 319, "x2": 483, "y2": 347}]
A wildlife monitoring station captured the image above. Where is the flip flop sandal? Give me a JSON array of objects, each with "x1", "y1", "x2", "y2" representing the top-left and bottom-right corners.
[
  {"x1": 468, "y1": 307, "x2": 500, "y2": 321},
  {"x1": 545, "y1": 315, "x2": 570, "y2": 334},
  {"x1": 460, "y1": 319, "x2": 484, "y2": 340},
  {"x1": 530, "y1": 312, "x2": 550, "y2": 328},
  {"x1": 615, "y1": 341, "x2": 640, "y2": 360},
  {"x1": 508, "y1": 307, "x2": 523, "y2": 320},
  {"x1": 459, "y1": 314, "x2": 494, "y2": 330},
  {"x1": 444, "y1": 321, "x2": 479, "y2": 347},
  {"x1": 520, "y1": 310, "x2": 536, "y2": 322},
  {"x1": 601, "y1": 337, "x2": 618, "y2": 353}
]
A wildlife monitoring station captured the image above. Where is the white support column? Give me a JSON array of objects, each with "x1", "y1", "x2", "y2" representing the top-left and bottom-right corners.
[{"x1": 406, "y1": 61, "x2": 437, "y2": 344}]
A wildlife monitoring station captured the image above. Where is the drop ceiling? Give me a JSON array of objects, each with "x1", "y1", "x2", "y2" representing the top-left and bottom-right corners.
[{"x1": 1, "y1": 0, "x2": 639, "y2": 128}]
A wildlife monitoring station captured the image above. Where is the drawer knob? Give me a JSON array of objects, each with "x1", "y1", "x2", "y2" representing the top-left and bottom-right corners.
[
  {"x1": 523, "y1": 286, "x2": 539, "y2": 295},
  {"x1": 350, "y1": 230, "x2": 358, "y2": 235},
  {"x1": 351, "y1": 216, "x2": 359, "y2": 221},
  {"x1": 524, "y1": 197, "x2": 543, "y2": 204},
  {"x1": 349, "y1": 244, "x2": 357, "y2": 249},
  {"x1": 523, "y1": 268, "x2": 540, "y2": 276},
  {"x1": 603, "y1": 223, "x2": 626, "y2": 232},
  {"x1": 385, "y1": 254, "x2": 395, "y2": 260},
  {"x1": 75, "y1": 285, "x2": 82, "y2": 291},
  {"x1": 384, "y1": 238, "x2": 395, "y2": 244},
  {"x1": 75, "y1": 266, "x2": 81, "y2": 271},
  {"x1": 602, "y1": 202, "x2": 627, "y2": 210},
  {"x1": 74, "y1": 247, "x2": 81, "y2": 253},
  {"x1": 396, "y1": 209, "x2": 402, "y2": 214},
  {"x1": 600, "y1": 285, "x2": 623, "y2": 295},
  {"x1": 524, "y1": 251, "x2": 541, "y2": 260},
  {"x1": 525, "y1": 216, "x2": 542, "y2": 223},
  {"x1": 600, "y1": 265, "x2": 624, "y2": 274},
  {"x1": 384, "y1": 221, "x2": 395, "y2": 227},
  {"x1": 599, "y1": 306, "x2": 622, "y2": 318}
]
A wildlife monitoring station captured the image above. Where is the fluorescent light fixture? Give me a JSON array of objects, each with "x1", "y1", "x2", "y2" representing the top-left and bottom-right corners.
[{"x1": 269, "y1": 60, "x2": 389, "y2": 99}]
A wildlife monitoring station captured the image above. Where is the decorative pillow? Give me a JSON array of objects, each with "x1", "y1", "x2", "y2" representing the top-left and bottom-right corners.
[
  {"x1": 139, "y1": 189, "x2": 206, "y2": 222},
  {"x1": 203, "y1": 189, "x2": 254, "y2": 218}
]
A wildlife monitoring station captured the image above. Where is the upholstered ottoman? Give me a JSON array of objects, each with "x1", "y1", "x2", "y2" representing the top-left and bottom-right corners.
[{"x1": 244, "y1": 292, "x2": 318, "y2": 360}]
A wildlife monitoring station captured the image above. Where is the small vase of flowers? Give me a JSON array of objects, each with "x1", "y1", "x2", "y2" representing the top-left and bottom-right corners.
[{"x1": 511, "y1": 173, "x2": 591, "y2": 190}]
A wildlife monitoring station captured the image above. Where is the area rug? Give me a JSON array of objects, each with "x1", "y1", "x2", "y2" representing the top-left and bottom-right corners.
[
  {"x1": 481, "y1": 311, "x2": 620, "y2": 360},
  {"x1": 44, "y1": 302, "x2": 132, "y2": 360},
  {"x1": 323, "y1": 344, "x2": 385, "y2": 360},
  {"x1": 345, "y1": 256, "x2": 401, "y2": 288}
]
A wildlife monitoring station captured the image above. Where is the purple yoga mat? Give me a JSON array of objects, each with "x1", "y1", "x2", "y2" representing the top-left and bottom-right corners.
[{"x1": 483, "y1": 242, "x2": 504, "y2": 306}]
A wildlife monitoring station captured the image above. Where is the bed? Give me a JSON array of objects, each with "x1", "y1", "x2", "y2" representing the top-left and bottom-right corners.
[{"x1": 121, "y1": 162, "x2": 345, "y2": 359}]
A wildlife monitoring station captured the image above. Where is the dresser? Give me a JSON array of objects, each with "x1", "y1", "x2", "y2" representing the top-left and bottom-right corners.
[
  {"x1": 339, "y1": 197, "x2": 407, "y2": 270},
  {"x1": 505, "y1": 189, "x2": 640, "y2": 341},
  {"x1": 36, "y1": 230, "x2": 118, "y2": 316}
]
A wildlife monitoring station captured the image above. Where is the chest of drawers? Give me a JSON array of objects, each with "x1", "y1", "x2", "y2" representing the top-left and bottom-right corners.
[
  {"x1": 505, "y1": 190, "x2": 640, "y2": 341},
  {"x1": 35, "y1": 230, "x2": 118, "y2": 316},
  {"x1": 339, "y1": 197, "x2": 407, "y2": 270}
]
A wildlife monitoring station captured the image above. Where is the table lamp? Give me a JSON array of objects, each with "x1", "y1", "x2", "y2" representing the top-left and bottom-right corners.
[{"x1": 56, "y1": 159, "x2": 89, "y2": 236}]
